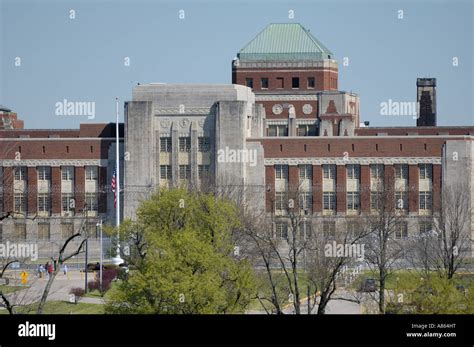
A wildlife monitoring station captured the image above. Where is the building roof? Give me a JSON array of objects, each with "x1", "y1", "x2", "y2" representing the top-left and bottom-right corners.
[{"x1": 237, "y1": 23, "x2": 333, "y2": 61}]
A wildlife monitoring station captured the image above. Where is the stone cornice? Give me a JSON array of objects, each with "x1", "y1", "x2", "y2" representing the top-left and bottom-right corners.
[
  {"x1": 264, "y1": 157, "x2": 442, "y2": 165},
  {"x1": 256, "y1": 95, "x2": 318, "y2": 101},
  {"x1": 154, "y1": 107, "x2": 210, "y2": 115},
  {"x1": 0, "y1": 159, "x2": 108, "y2": 167}
]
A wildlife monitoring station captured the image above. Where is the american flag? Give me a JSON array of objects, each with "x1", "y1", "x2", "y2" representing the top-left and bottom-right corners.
[{"x1": 111, "y1": 169, "x2": 117, "y2": 208}]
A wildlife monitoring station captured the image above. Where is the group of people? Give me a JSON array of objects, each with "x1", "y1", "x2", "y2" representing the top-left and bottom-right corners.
[{"x1": 36, "y1": 259, "x2": 68, "y2": 278}]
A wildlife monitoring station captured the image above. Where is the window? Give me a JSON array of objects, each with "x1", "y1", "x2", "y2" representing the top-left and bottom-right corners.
[
  {"x1": 297, "y1": 124, "x2": 317, "y2": 136},
  {"x1": 245, "y1": 78, "x2": 253, "y2": 88},
  {"x1": 37, "y1": 166, "x2": 51, "y2": 180},
  {"x1": 14, "y1": 194, "x2": 27, "y2": 214},
  {"x1": 61, "y1": 194, "x2": 75, "y2": 215},
  {"x1": 276, "y1": 77, "x2": 284, "y2": 89},
  {"x1": 275, "y1": 165, "x2": 288, "y2": 180},
  {"x1": 38, "y1": 193, "x2": 50, "y2": 213},
  {"x1": 14, "y1": 224, "x2": 26, "y2": 240},
  {"x1": 275, "y1": 222, "x2": 288, "y2": 240},
  {"x1": 299, "y1": 193, "x2": 312, "y2": 212},
  {"x1": 419, "y1": 164, "x2": 432, "y2": 180},
  {"x1": 419, "y1": 222, "x2": 433, "y2": 235},
  {"x1": 347, "y1": 165, "x2": 360, "y2": 179},
  {"x1": 347, "y1": 192, "x2": 360, "y2": 211},
  {"x1": 299, "y1": 165, "x2": 312, "y2": 180},
  {"x1": 38, "y1": 223, "x2": 50, "y2": 240},
  {"x1": 323, "y1": 221, "x2": 336, "y2": 238},
  {"x1": 292, "y1": 77, "x2": 300, "y2": 89},
  {"x1": 307, "y1": 77, "x2": 315, "y2": 89},
  {"x1": 371, "y1": 192, "x2": 381, "y2": 211},
  {"x1": 179, "y1": 165, "x2": 190, "y2": 179},
  {"x1": 419, "y1": 191, "x2": 432, "y2": 210},
  {"x1": 160, "y1": 137, "x2": 172, "y2": 152},
  {"x1": 14, "y1": 167, "x2": 26, "y2": 181},
  {"x1": 323, "y1": 165, "x2": 336, "y2": 179},
  {"x1": 323, "y1": 192, "x2": 336, "y2": 211},
  {"x1": 198, "y1": 137, "x2": 210, "y2": 152},
  {"x1": 395, "y1": 164, "x2": 408, "y2": 179},
  {"x1": 261, "y1": 78, "x2": 269, "y2": 89},
  {"x1": 275, "y1": 192, "x2": 286, "y2": 212},
  {"x1": 85, "y1": 193, "x2": 98, "y2": 211},
  {"x1": 62, "y1": 166, "x2": 74, "y2": 181},
  {"x1": 60, "y1": 223, "x2": 74, "y2": 239},
  {"x1": 299, "y1": 221, "x2": 312, "y2": 239},
  {"x1": 395, "y1": 223, "x2": 408, "y2": 240},
  {"x1": 179, "y1": 137, "x2": 191, "y2": 152},
  {"x1": 268, "y1": 125, "x2": 288, "y2": 137},
  {"x1": 198, "y1": 165, "x2": 210, "y2": 180},
  {"x1": 395, "y1": 192, "x2": 407, "y2": 210},
  {"x1": 85, "y1": 166, "x2": 98, "y2": 180},
  {"x1": 370, "y1": 164, "x2": 384, "y2": 179},
  {"x1": 160, "y1": 165, "x2": 172, "y2": 180}
]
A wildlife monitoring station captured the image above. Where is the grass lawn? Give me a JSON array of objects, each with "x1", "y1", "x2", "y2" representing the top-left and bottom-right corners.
[
  {"x1": 0, "y1": 285, "x2": 27, "y2": 294},
  {"x1": 1, "y1": 301, "x2": 104, "y2": 314}
]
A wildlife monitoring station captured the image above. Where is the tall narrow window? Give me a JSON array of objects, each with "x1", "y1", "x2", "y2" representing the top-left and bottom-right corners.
[
  {"x1": 245, "y1": 78, "x2": 253, "y2": 88},
  {"x1": 261, "y1": 78, "x2": 269, "y2": 89},
  {"x1": 292, "y1": 77, "x2": 300, "y2": 89},
  {"x1": 307, "y1": 77, "x2": 315, "y2": 89}
]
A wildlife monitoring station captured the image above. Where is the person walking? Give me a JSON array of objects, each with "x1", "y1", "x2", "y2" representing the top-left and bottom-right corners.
[
  {"x1": 45, "y1": 262, "x2": 49, "y2": 278},
  {"x1": 63, "y1": 264, "x2": 68, "y2": 276},
  {"x1": 47, "y1": 263, "x2": 53, "y2": 278}
]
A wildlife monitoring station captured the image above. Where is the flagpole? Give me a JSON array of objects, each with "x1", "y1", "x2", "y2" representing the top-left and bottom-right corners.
[{"x1": 112, "y1": 98, "x2": 123, "y2": 265}]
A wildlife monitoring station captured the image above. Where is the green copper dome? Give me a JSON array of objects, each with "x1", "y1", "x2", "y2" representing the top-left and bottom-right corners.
[{"x1": 237, "y1": 23, "x2": 334, "y2": 61}]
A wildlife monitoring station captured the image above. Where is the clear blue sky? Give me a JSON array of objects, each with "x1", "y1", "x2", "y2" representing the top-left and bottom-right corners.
[{"x1": 1, "y1": 0, "x2": 473, "y2": 129}]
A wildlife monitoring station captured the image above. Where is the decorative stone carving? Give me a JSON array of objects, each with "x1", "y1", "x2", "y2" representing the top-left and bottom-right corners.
[
  {"x1": 302, "y1": 104, "x2": 313, "y2": 115},
  {"x1": 272, "y1": 104, "x2": 283, "y2": 115},
  {"x1": 160, "y1": 118, "x2": 171, "y2": 128},
  {"x1": 179, "y1": 118, "x2": 190, "y2": 128}
]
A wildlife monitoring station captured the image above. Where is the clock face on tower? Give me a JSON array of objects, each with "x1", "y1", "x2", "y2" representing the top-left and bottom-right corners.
[{"x1": 272, "y1": 104, "x2": 283, "y2": 115}]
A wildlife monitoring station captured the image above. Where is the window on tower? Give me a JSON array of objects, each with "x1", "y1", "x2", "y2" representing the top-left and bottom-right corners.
[
  {"x1": 292, "y1": 77, "x2": 300, "y2": 89},
  {"x1": 307, "y1": 77, "x2": 315, "y2": 89},
  {"x1": 261, "y1": 78, "x2": 269, "y2": 89},
  {"x1": 245, "y1": 78, "x2": 253, "y2": 88}
]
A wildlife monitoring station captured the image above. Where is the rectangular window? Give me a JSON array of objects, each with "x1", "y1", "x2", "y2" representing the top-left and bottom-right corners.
[
  {"x1": 275, "y1": 222, "x2": 288, "y2": 240},
  {"x1": 85, "y1": 193, "x2": 98, "y2": 211},
  {"x1": 347, "y1": 165, "x2": 360, "y2": 180},
  {"x1": 268, "y1": 125, "x2": 288, "y2": 137},
  {"x1": 14, "y1": 224, "x2": 26, "y2": 240},
  {"x1": 179, "y1": 165, "x2": 190, "y2": 179},
  {"x1": 276, "y1": 77, "x2": 284, "y2": 89},
  {"x1": 323, "y1": 165, "x2": 336, "y2": 179},
  {"x1": 14, "y1": 167, "x2": 26, "y2": 181},
  {"x1": 297, "y1": 124, "x2": 317, "y2": 136},
  {"x1": 275, "y1": 192, "x2": 286, "y2": 212},
  {"x1": 307, "y1": 77, "x2": 315, "y2": 89},
  {"x1": 85, "y1": 166, "x2": 98, "y2": 180},
  {"x1": 419, "y1": 164, "x2": 433, "y2": 180},
  {"x1": 61, "y1": 194, "x2": 75, "y2": 215},
  {"x1": 160, "y1": 165, "x2": 172, "y2": 180},
  {"x1": 160, "y1": 137, "x2": 172, "y2": 152},
  {"x1": 198, "y1": 137, "x2": 210, "y2": 152},
  {"x1": 61, "y1": 166, "x2": 74, "y2": 181},
  {"x1": 37, "y1": 166, "x2": 51, "y2": 180},
  {"x1": 395, "y1": 223, "x2": 408, "y2": 240},
  {"x1": 371, "y1": 192, "x2": 380, "y2": 211},
  {"x1": 395, "y1": 192, "x2": 407, "y2": 210},
  {"x1": 275, "y1": 165, "x2": 288, "y2": 180},
  {"x1": 179, "y1": 137, "x2": 191, "y2": 152},
  {"x1": 419, "y1": 222, "x2": 433, "y2": 235},
  {"x1": 323, "y1": 192, "x2": 336, "y2": 211},
  {"x1": 299, "y1": 165, "x2": 312, "y2": 180},
  {"x1": 38, "y1": 223, "x2": 50, "y2": 240},
  {"x1": 299, "y1": 193, "x2": 312, "y2": 212},
  {"x1": 198, "y1": 165, "x2": 210, "y2": 180},
  {"x1": 261, "y1": 78, "x2": 269, "y2": 89},
  {"x1": 395, "y1": 164, "x2": 408, "y2": 179},
  {"x1": 419, "y1": 191, "x2": 432, "y2": 210},
  {"x1": 14, "y1": 194, "x2": 27, "y2": 214},
  {"x1": 38, "y1": 193, "x2": 50, "y2": 213},
  {"x1": 60, "y1": 223, "x2": 74, "y2": 239},
  {"x1": 323, "y1": 221, "x2": 336, "y2": 238},
  {"x1": 370, "y1": 164, "x2": 384, "y2": 179},
  {"x1": 245, "y1": 78, "x2": 253, "y2": 88},
  {"x1": 347, "y1": 192, "x2": 360, "y2": 211},
  {"x1": 292, "y1": 77, "x2": 300, "y2": 89},
  {"x1": 299, "y1": 221, "x2": 312, "y2": 239}
]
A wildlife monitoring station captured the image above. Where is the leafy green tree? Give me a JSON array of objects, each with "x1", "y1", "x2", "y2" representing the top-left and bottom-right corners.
[{"x1": 106, "y1": 188, "x2": 255, "y2": 314}]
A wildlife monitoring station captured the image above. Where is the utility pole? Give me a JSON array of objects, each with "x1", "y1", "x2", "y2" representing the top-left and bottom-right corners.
[{"x1": 97, "y1": 219, "x2": 103, "y2": 292}]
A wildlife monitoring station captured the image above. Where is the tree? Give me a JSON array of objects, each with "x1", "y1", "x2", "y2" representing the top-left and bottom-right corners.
[{"x1": 106, "y1": 188, "x2": 255, "y2": 314}]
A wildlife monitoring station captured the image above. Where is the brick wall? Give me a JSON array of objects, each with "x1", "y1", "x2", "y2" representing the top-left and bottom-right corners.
[
  {"x1": 265, "y1": 166, "x2": 275, "y2": 212},
  {"x1": 312, "y1": 165, "x2": 322, "y2": 213},
  {"x1": 336, "y1": 165, "x2": 346, "y2": 213},
  {"x1": 27, "y1": 167, "x2": 37, "y2": 215},
  {"x1": 408, "y1": 165, "x2": 419, "y2": 213}
]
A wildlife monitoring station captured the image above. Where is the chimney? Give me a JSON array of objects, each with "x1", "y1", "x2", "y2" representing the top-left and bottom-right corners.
[{"x1": 416, "y1": 78, "x2": 436, "y2": 126}]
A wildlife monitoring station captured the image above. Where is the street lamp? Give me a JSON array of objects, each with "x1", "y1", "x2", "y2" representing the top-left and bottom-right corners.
[
  {"x1": 97, "y1": 219, "x2": 103, "y2": 293},
  {"x1": 111, "y1": 98, "x2": 123, "y2": 266}
]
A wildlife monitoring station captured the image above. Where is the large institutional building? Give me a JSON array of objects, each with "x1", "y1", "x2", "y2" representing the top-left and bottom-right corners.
[{"x1": 1, "y1": 23, "x2": 473, "y2": 259}]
